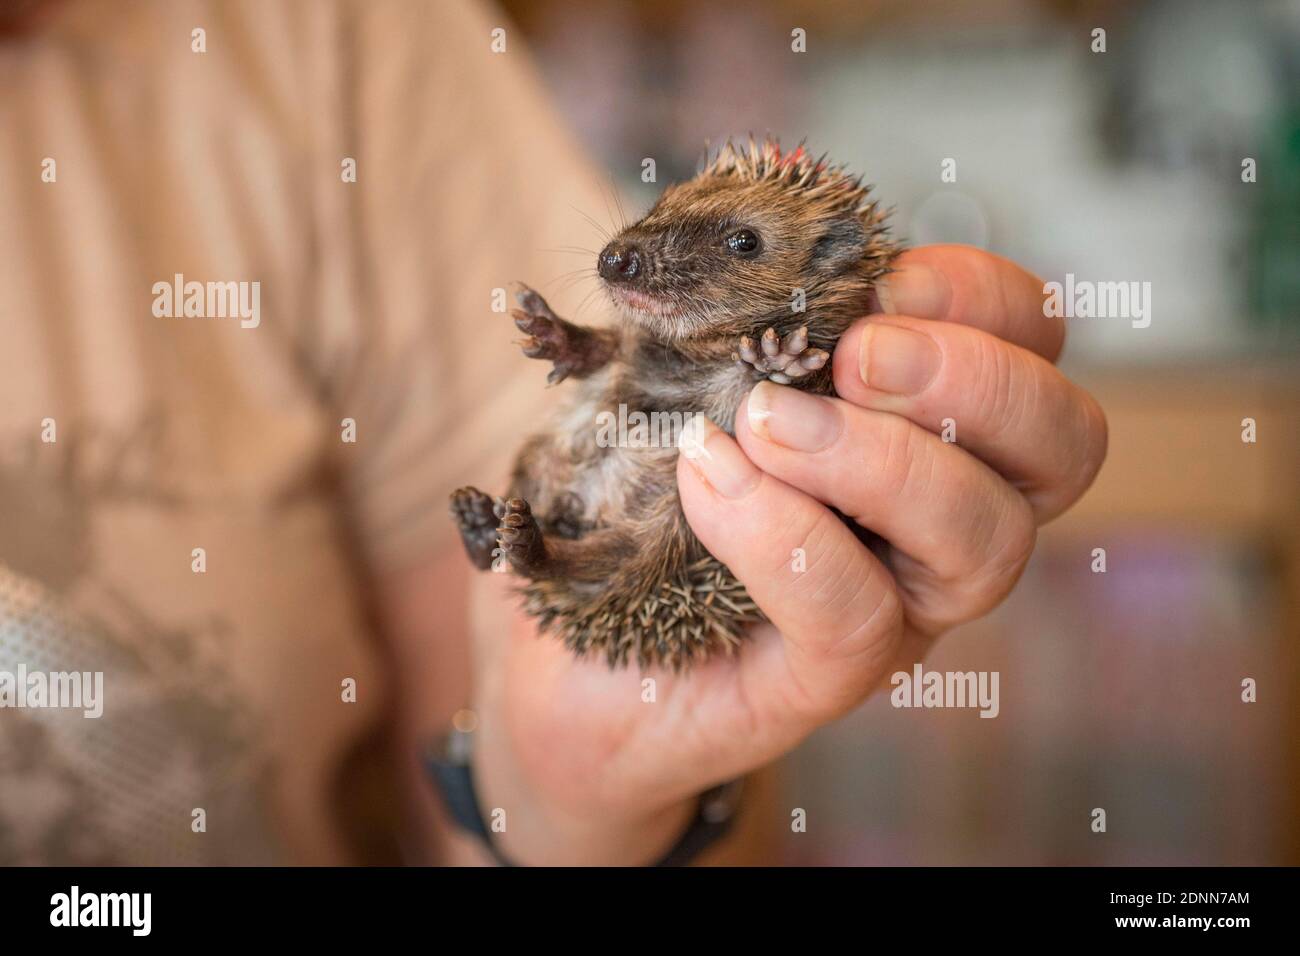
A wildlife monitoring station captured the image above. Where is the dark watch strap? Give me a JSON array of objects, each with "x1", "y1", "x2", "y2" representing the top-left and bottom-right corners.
[{"x1": 424, "y1": 729, "x2": 742, "y2": 867}]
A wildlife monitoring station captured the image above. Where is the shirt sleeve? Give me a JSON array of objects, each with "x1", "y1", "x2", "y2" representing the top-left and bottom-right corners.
[{"x1": 299, "y1": 0, "x2": 614, "y2": 574}]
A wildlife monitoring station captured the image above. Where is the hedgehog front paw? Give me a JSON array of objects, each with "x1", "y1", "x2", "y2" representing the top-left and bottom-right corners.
[
  {"x1": 495, "y1": 497, "x2": 546, "y2": 573},
  {"x1": 512, "y1": 284, "x2": 618, "y2": 384},
  {"x1": 511, "y1": 285, "x2": 580, "y2": 385},
  {"x1": 733, "y1": 326, "x2": 829, "y2": 385},
  {"x1": 451, "y1": 486, "x2": 501, "y2": 570}
]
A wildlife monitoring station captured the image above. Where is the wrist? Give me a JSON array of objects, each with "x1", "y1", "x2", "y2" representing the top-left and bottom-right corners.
[{"x1": 472, "y1": 720, "x2": 698, "y2": 866}]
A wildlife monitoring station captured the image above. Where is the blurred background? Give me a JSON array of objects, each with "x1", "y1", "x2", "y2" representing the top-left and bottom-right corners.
[{"x1": 503, "y1": 0, "x2": 1300, "y2": 865}]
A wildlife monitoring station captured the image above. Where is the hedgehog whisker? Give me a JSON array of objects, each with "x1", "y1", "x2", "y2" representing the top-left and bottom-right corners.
[
  {"x1": 569, "y1": 205, "x2": 612, "y2": 242},
  {"x1": 541, "y1": 246, "x2": 602, "y2": 257}
]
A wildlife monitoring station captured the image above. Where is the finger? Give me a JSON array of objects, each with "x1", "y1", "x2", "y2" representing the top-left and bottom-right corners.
[
  {"x1": 738, "y1": 383, "x2": 1037, "y2": 634},
  {"x1": 876, "y1": 244, "x2": 1063, "y2": 362},
  {"x1": 675, "y1": 416, "x2": 904, "y2": 723},
  {"x1": 832, "y1": 315, "x2": 1109, "y2": 522}
]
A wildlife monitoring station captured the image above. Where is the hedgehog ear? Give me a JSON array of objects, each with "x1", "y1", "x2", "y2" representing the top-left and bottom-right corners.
[{"x1": 811, "y1": 218, "x2": 867, "y2": 276}]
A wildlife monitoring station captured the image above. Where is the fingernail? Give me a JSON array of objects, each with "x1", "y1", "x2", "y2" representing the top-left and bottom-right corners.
[
  {"x1": 875, "y1": 265, "x2": 950, "y2": 319},
  {"x1": 746, "y1": 380, "x2": 842, "y2": 452},
  {"x1": 858, "y1": 324, "x2": 942, "y2": 395},
  {"x1": 678, "y1": 415, "x2": 760, "y2": 499}
]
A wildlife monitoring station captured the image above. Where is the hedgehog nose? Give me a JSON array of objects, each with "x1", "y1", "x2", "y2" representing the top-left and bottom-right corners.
[{"x1": 598, "y1": 242, "x2": 641, "y2": 282}]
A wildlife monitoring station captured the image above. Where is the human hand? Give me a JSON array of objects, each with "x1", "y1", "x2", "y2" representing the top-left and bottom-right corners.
[{"x1": 470, "y1": 244, "x2": 1107, "y2": 865}]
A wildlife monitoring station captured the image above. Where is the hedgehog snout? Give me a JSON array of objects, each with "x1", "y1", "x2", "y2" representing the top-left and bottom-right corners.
[{"x1": 598, "y1": 241, "x2": 642, "y2": 283}]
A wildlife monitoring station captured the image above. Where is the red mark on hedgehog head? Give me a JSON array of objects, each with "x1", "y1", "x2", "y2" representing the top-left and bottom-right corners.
[{"x1": 776, "y1": 146, "x2": 827, "y2": 175}]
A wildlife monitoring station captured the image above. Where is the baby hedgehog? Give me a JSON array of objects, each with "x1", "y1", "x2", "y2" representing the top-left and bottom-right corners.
[{"x1": 451, "y1": 138, "x2": 899, "y2": 669}]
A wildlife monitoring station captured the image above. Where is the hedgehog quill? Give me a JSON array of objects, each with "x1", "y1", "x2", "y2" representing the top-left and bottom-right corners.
[{"x1": 451, "y1": 139, "x2": 900, "y2": 670}]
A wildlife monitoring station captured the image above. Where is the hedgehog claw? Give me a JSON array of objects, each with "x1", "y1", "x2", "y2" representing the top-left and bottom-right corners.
[
  {"x1": 782, "y1": 326, "x2": 808, "y2": 354},
  {"x1": 511, "y1": 287, "x2": 576, "y2": 381},
  {"x1": 509, "y1": 284, "x2": 616, "y2": 385},
  {"x1": 734, "y1": 326, "x2": 827, "y2": 383},
  {"x1": 496, "y1": 497, "x2": 545, "y2": 572},
  {"x1": 800, "y1": 348, "x2": 830, "y2": 370}
]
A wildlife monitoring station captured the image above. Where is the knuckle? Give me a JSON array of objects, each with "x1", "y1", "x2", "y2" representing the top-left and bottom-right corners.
[
  {"x1": 778, "y1": 543, "x2": 905, "y2": 723},
  {"x1": 825, "y1": 559, "x2": 905, "y2": 660},
  {"x1": 974, "y1": 494, "x2": 1037, "y2": 601},
  {"x1": 968, "y1": 332, "x2": 1023, "y2": 440},
  {"x1": 1051, "y1": 385, "x2": 1109, "y2": 508},
  {"x1": 815, "y1": 578, "x2": 905, "y2": 713},
  {"x1": 921, "y1": 488, "x2": 1036, "y2": 630},
  {"x1": 773, "y1": 504, "x2": 838, "y2": 581},
  {"x1": 941, "y1": 473, "x2": 1036, "y2": 588},
  {"x1": 764, "y1": 501, "x2": 893, "y2": 633},
  {"x1": 1078, "y1": 390, "x2": 1109, "y2": 485},
  {"x1": 874, "y1": 413, "x2": 932, "y2": 502}
]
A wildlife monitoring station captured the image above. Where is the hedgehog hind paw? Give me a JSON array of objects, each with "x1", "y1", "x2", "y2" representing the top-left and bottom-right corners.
[
  {"x1": 496, "y1": 497, "x2": 547, "y2": 574},
  {"x1": 450, "y1": 486, "x2": 500, "y2": 570}
]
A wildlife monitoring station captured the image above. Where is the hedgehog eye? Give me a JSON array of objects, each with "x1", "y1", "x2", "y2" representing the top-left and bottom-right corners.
[{"x1": 725, "y1": 229, "x2": 760, "y2": 255}]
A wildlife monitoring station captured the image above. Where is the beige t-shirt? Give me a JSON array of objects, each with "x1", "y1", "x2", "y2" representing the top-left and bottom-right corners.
[{"x1": 0, "y1": 0, "x2": 606, "y2": 863}]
